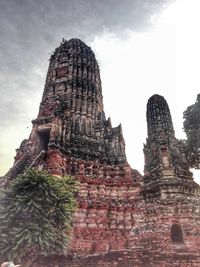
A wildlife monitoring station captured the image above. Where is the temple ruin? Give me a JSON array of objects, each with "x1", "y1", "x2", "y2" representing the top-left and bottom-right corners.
[{"x1": 1, "y1": 38, "x2": 200, "y2": 267}]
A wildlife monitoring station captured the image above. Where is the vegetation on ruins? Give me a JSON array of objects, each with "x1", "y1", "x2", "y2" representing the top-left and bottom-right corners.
[
  {"x1": 0, "y1": 168, "x2": 79, "y2": 267},
  {"x1": 183, "y1": 94, "x2": 200, "y2": 169}
]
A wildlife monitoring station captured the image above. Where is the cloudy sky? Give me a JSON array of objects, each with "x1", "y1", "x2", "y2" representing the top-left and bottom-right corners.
[{"x1": 1, "y1": 0, "x2": 200, "y2": 182}]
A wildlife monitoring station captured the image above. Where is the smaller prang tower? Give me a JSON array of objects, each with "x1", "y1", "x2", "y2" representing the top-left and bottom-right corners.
[
  {"x1": 143, "y1": 94, "x2": 198, "y2": 198},
  {"x1": 131, "y1": 94, "x2": 200, "y2": 265}
]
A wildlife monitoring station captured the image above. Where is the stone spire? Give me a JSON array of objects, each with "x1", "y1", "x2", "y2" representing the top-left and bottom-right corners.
[
  {"x1": 2, "y1": 39, "x2": 127, "y2": 184},
  {"x1": 146, "y1": 94, "x2": 175, "y2": 138},
  {"x1": 33, "y1": 38, "x2": 126, "y2": 165},
  {"x1": 39, "y1": 38, "x2": 103, "y2": 119},
  {"x1": 143, "y1": 94, "x2": 193, "y2": 198}
]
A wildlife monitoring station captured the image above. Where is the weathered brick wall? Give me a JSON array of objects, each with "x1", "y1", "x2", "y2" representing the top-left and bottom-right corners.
[
  {"x1": 69, "y1": 164, "x2": 141, "y2": 254},
  {"x1": 33, "y1": 250, "x2": 200, "y2": 267},
  {"x1": 38, "y1": 150, "x2": 200, "y2": 266}
]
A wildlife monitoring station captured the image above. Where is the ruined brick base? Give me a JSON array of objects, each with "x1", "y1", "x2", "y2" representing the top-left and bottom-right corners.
[{"x1": 33, "y1": 250, "x2": 200, "y2": 267}]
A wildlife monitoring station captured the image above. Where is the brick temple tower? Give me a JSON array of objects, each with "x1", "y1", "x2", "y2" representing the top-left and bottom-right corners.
[
  {"x1": 2, "y1": 38, "x2": 128, "y2": 184},
  {"x1": 2, "y1": 41, "x2": 200, "y2": 267},
  {"x1": 2, "y1": 39, "x2": 142, "y2": 263},
  {"x1": 37, "y1": 38, "x2": 127, "y2": 166},
  {"x1": 143, "y1": 94, "x2": 194, "y2": 198},
  {"x1": 132, "y1": 94, "x2": 200, "y2": 265}
]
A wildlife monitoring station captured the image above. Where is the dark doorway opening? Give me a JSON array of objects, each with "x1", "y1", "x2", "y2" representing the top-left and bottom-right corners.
[
  {"x1": 37, "y1": 130, "x2": 50, "y2": 152},
  {"x1": 171, "y1": 224, "x2": 184, "y2": 243}
]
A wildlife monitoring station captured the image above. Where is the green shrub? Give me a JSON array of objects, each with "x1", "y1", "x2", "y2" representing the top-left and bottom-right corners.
[{"x1": 0, "y1": 168, "x2": 79, "y2": 266}]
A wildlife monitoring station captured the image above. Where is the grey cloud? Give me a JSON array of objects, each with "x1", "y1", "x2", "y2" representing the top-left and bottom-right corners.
[{"x1": 0, "y1": 0, "x2": 174, "y2": 128}]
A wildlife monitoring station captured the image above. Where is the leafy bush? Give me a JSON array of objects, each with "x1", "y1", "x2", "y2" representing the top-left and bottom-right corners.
[{"x1": 0, "y1": 169, "x2": 79, "y2": 266}]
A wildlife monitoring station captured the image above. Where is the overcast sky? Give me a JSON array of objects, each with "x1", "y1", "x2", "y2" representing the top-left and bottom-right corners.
[{"x1": 1, "y1": 0, "x2": 200, "y2": 182}]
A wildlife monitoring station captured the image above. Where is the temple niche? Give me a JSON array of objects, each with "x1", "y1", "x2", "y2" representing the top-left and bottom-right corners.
[{"x1": 1, "y1": 39, "x2": 200, "y2": 267}]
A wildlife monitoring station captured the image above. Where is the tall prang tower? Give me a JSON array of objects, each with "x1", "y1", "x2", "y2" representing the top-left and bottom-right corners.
[
  {"x1": 37, "y1": 38, "x2": 126, "y2": 165},
  {"x1": 2, "y1": 38, "x2": 129, "y2": 184},
  {"x1": 1, "y1": 39, "x2": 142, "y2": 264}
]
